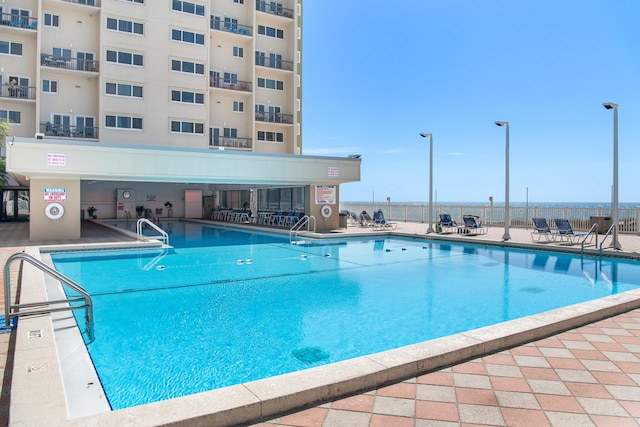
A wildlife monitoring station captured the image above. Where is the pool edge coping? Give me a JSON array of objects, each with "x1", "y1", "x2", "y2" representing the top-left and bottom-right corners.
[
  {"x1": 63, "y1": 290, "x2": 640, "y2": 426},
  {"x1": 8, "y1": 240, "x2": 640, "y2": 426}
]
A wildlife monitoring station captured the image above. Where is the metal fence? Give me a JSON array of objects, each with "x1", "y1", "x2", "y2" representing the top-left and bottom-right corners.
[{"x1": 340, "y1": 203, "x2": 640, "y2": 234}]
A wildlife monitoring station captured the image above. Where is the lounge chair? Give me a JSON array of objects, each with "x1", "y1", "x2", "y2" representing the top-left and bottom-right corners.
[
  {"x1": 373, "y1": 209, "x2": 397, "y2": 229},
  {"x1": 553, "y1": 218, "x2": 592, "y2": 244},
  {"x1": 531, "y1": 217, "x2": 559, "y2": 241},
  {"x1": 438, "y1": 214, "x2": 458, "y2": 233},
  {"x1": 358, "y1": 211, "x2": 375, "y2": 227},
  {"x1": 461, "y1": 215, "x2": 488, "y2": 235}
]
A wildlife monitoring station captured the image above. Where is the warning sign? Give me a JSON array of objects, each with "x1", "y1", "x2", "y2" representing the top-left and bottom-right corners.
[{"x1": 44, "y1": 187, "x2": 66, "y2": 202}]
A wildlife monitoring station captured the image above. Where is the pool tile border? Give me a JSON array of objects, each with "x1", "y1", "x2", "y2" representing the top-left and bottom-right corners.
[{"x1": 9, "y1": 242, "x2": 640, "y2": 426}]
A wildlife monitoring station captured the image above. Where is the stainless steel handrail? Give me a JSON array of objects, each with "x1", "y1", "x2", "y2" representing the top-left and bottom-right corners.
[
  {"x1": 3, "y1": 252, "x2": 94, "y2": 341},
  {"x1": 289, "y1": 215, "x2": 316, "y2": 244},
  {"x1": 599, "y1": 223, "x2": 617, "y2": 257},
  {"x1": 580, "y1": 223, "x2": 599, "y2": 257},
  {"x1": 136, "y1": 218, "x2": 169, "y2": 245}
]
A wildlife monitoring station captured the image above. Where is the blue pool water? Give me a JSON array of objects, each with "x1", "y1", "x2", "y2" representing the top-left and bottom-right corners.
[{"x1": 52, "y1": 221, "x2": 640, "y2": 410}]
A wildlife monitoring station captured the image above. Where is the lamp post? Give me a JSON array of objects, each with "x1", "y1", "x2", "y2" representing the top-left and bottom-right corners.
[
  {"x1": 603, "y1": 102, "x2": 621, "y2": 250},
  {"x1": 494, "y1": 121, "x2": 511, "y2": 241},
  {"x1": 420, "y1": 132, "x2": 434, "y2": 233}
]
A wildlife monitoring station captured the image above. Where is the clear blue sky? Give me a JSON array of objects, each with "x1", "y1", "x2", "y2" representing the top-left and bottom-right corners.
[{"x1": 301, "y1": 1, "x2": 640, "y2": 204}]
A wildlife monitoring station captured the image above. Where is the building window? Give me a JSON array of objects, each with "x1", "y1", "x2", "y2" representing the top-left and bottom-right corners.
[
  {"x1": 171, "y1": 29, "x2": 205, "y2": 45},
  {"x1": 170, "y1": 120, "x2": 204, "y2": 134},
  {"x1": 106, "y1": 82, "x2": 143, "y2": 98},
  {"x1": 106, "y1": 50, "x2": 143, "y2": 66},
  {"x1": 234, "y1": 0, "x2": 244, "y2": 3},
  {"x1": 44, "y1": 13, "x2": 60, "y2": 27},
  {"x1": 171, "y1": 59, "x2": 205, "y2": 75},
  {"x1": 42, "y1": 80, "x2": 58, "y2": 93},
  {"x1": 122, "y1": 0, "x2": 144, "y2": 4},
  {"x1": 257, "y1": 131, "x2": 284, "y2": 143},
  {"x1": 233, "y1": 101, "x2": 244, "y2": 112},
  {"x1": 105, "y1": 115, "x2": 143, "y2": 130},
  {"x1": 224, "y1": 127, "x2": 238, "y2": 138},
  {"x1": 258, "y1": 25, "x2": 284, "y2": 39},
  {"x1": 257, "y1": 78, "x2": 284, "y2": 91},
  {"x1": 233, "y1": 46, "x2": 243, "y2": 58},
  {"x1": 107, "y1": 18, "x2": 144, "y2": 35},
  {"x1": 172, "y1": 0, "x2": 205, "y2": 16},
  {"x1": 170, "y1": 90, "x2": 204, "y2": 104},
  {"x1": 0, "y1": 110, "x2": 21, "y2": 124},
  {"x1": 0, "y1": 41, "x2": 23, "y2": 56},
  {"x1": 223, "y1": 72, "x2": 238, "y2": 84}
]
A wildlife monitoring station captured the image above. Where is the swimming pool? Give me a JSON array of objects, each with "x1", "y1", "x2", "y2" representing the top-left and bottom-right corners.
[{"x1": 51, "y1": 221, "x2": 640, "y2": 412}]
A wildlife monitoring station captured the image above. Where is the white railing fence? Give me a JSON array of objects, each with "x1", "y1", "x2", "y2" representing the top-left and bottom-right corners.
[{"x1": 340, "y1": 204, "x2": 640, "y2": 234}]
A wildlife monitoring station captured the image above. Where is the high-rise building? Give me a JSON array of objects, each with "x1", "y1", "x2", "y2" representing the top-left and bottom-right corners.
[
  {"x1": 2, "y1": 0, "x2": 302, "y2": 153},
  {"x1": 1, "y1": 0, "x2": 360, "y2": 239}
]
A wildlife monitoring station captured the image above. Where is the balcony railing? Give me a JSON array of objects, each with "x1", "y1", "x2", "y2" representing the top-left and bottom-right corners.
[
  {"x1": 41, "y1": 54, "x2": 99, "y2": 72},
  {"x1": 61, "y1": 0, "x2": 100, "y2": 6},
  {"x1": 255, "y1": 111, "x2": 293, "y2": 124},
  {"x1": 0, "y1": 13, "x2": 38, "y2": 30},
  {"x1": 209, "y1": 77, "x2": 252, "y2": 92},
  {"x1": 40, "y1": 123, "x2": 98, "y2": 140},
  {"x1": 210, "y1": 136, "x2": 252, "y2": 149},
  {"x1": 256, "y1": 1, "x2": 294, "y2": 18},
  {"x1": 255, "y1": 56, "x2": 294, "y2": 71},
  {"x1": 0, "y1": 84, "x2": 36, "y2": 100},
  {"x1": 210, "y1": 17, "x2": 252, "y2": 36}
]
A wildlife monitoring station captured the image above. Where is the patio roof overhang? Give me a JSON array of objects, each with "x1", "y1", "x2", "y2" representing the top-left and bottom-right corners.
[{"x1": 5, "y1": 138, "x2": 361, "y2": 187}]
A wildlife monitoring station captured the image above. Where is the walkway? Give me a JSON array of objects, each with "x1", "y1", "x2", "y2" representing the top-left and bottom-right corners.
[{"x1": 1, "y1": 220, "x2": 640, "y2": 426}]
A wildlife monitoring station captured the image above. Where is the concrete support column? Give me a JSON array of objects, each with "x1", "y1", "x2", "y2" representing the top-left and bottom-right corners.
[{"x1": 30, "y1": 178, "x2": 81, "y2": 240}]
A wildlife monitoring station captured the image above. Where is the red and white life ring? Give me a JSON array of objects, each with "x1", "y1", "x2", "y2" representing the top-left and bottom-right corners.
[
  {"x1": 45, "y1": 203, "x2": 65, "y2": 220},
  {"x1": 320, "y1": 205, "x2": 333, "y2": 218}
]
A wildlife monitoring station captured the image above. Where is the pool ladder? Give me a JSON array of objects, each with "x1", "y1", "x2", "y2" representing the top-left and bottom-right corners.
[
  {"x1": 290, "y1": 215, "x2": 316, "y2": 244},
  {"x1": 3, "y1": 252, "x2": 94, "y2": 342},
  {"x1": 137, "y1": 218, "x2": 169, "y2": 245}
]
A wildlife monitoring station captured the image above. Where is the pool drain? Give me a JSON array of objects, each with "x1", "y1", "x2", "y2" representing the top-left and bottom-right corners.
[{"x1": 292, "y1": 346, "x2": 330, "y2": 364}]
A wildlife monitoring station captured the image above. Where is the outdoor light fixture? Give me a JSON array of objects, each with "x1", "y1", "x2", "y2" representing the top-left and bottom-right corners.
[
  {"x1": 347, "y1": 154, "x2": 361, "y2": 159},
  {"x1": 419, "y1": 133, "x2": 434, "y2": 233},
  {"x1": 494, "y1": 121, "x2": 511, "y2": 241},
  {"x1": 603, "y1": 102, "x2": 621, "y2": 249}
]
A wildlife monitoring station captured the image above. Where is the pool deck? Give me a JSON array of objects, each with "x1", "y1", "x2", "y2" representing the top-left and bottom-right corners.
[{"x1": 1, "y1": 220, "x2": 640, "y2": 426}]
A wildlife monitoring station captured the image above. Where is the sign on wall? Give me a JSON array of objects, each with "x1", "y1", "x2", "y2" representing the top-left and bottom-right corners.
[
  {"x1": 47, "y1": 153, "x2": 66, "y2": 166},
  {"x1": 327, "y1": 167, "x2": 338, "y2": 177},
  {"x1": 44, "y1": 187, "x2": 66, "y2": 202},
  {"x1": 315, "y1": 185, "x2": 336, "y2": 204}
]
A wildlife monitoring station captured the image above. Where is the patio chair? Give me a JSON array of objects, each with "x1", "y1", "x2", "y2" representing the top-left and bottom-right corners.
[
  {"x1": 553, "y1": 218, "x2": 592, "y2": 244},
  {"x1": 358, "y1": 211, "x2": 375, "y2": 227},
  {"x1": 531, "y1": 217, "x2": 559, "y2": 242},
  {"x1": 438, "y1": 213, "x2": 458, "y2": 233},
  {"x1": 373, "y1": 209, "x2": 397, "y2": 229},
  {"x1": 461, "y1": 215, "x2": 488, "y2": 235}
]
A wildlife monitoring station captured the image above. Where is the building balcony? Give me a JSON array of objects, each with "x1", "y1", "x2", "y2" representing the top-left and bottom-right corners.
[
  {"x1": 40, "y1": 123, "x2": 98, "y2": 140},
  {"x1": 209, "y1": 77, "x2": 252, "y2": 92},
  {"x1": 210, "y1": 17, "x2": 252, "y2": 36},
  {"x1": 210, "y1": 136, "x2": 252, "y2": 150},
  {"x1": 41, "y1": 54, "x2": 99, "y2": 73},
  {"x1": 255, "y1": 111, "x2": 293, "y2": 125},
  {"x1": 0, "y1": 13, "x2": 38, "y2": 30},
  {"x1": 0, "y1": 84, "x2": 36, "y2": 100},
  {"x1": 255, "y1": 56, "x2": 294, "y2": 72},
  {"x1": 60, "y1": 0, "x2": 101, "y2": 6},
  {"x1": 256, "y1": 1, "x2": 294, "y2": 19}
]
